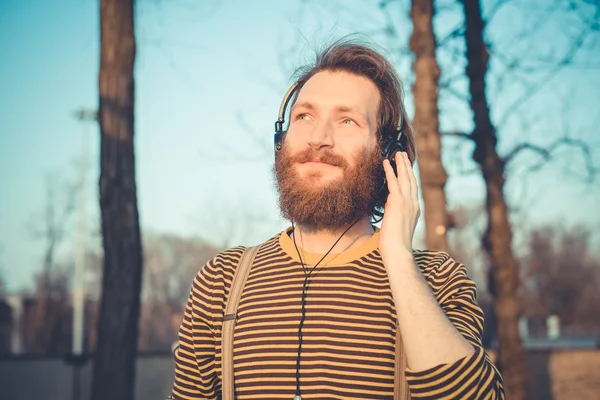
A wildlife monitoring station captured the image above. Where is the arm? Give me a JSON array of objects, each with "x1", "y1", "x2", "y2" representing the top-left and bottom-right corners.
[
  {"x1": 394, "y1": 251, "x2": 505, "y2": 399},
  {"x1": 379, "y1": 152, "x2": 504, "y2": 398},
  {"x1": 171, "y1": 266, "x2": 220, "y2": 399},
  {"x1": 386, "y1": 250, "x2": 474, "y2": 370}
]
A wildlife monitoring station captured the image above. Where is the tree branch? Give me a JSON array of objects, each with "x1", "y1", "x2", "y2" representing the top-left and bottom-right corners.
[
  {"x1": 437, "y1": 25, "x2": 464, "y2": 48},
  {"x1": 197, "y1": 109, "x2": 273, "y2": 163},
  {"x1": 503, "y1": 137, "x2": 600, "y2": 181},
  {"x1": 484, "y1": 0, "x2": 514, "y2": 23},
  {"x1": 441, "y1": 131, "x2": 474, "y2": 140},
  {"x1": 496, "y1": 4, "x2": 599, "y2": 127},
  {"x1": 439, "y1": 77, "x2": 471, "y2": 103}
]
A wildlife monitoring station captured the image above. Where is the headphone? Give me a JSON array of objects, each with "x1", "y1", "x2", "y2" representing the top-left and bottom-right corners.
[{"x1": 273, "y1": 81, "x2": 407, "y2": 174}]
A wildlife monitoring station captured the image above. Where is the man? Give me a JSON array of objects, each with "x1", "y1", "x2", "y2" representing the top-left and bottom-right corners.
[{"x1": 170, "y1": 40, "x2": 504, "y2": 399}]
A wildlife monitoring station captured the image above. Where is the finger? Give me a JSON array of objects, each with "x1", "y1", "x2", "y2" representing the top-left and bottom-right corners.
[
  {"x1": 395, "y1": 151, "x2": 411, "y2": 196},
  {"x1": 403, "y1": 153, "x2": 418, "y2": 199},
  {"x1": 382, "y1": 159, "x2": 400, "y2": 195}
]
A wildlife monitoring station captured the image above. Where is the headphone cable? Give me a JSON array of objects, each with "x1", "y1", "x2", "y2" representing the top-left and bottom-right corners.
[{"x1": 290, "y1": 219, "x2": 359, "y2": 400}]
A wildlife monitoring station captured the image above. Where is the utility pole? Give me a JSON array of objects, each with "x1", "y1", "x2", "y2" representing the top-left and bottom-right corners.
[
  {"x1": 69, "y1": 108, "x2": 97, "y2": 400},
  {"x1": 72, "y1": 108, "x2": 96, "y2": 356}
]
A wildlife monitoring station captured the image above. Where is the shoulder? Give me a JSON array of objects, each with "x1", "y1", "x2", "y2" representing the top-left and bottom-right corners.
[
  {"x1": 413, "y1": 249, "x2": 464, "y2": 271},
  {"x1": 412, "y1": 249, "x2": 471, "y2": 286},
  {"x1": 195, "y1": 246, "x2": 247, "y2": 285}
]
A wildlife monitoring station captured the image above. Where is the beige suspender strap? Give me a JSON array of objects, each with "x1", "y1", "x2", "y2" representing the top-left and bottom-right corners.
[
  {"x1": 222, "y1": 245, "x2": 260, "y2": 400},
  {"x1": 394, "y1": 322, "x2": 411, "y2": 399}
]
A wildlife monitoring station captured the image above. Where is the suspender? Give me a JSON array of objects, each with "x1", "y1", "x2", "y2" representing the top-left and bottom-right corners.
[
  {"x1": 395, "y1": 322, "x2": 411, "y2": 399},
  {"x1": 221, "y1": 245, "x2": 261, "y2": 400},
  {"x1": 221, "y1": 245, "x2": 411, "y2": 399}
]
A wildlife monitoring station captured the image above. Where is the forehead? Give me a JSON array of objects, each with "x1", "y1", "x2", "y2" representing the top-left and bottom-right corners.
[{"x1": 296, "y1": 71, "x2": 380, "y2": 116}]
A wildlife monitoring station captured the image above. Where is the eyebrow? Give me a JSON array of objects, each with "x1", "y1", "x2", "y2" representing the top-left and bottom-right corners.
[
  {"x1": 336, "y1": 105, "x2": 365, "y2": 116},
  {"x1": 292, "y1": 101, "x2": 367, "y2": 119},
  {"x1": 291, "y1": 101, "x2": 314, "y2": 111}
]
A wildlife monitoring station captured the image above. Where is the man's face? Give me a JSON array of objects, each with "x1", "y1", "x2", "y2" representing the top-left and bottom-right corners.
[
  {"x1": 274, "y1": 71, "x2": 384, "y2": 231},
  {"x1": 285, "y1": 70, "x2": 380, "y2": 184}
]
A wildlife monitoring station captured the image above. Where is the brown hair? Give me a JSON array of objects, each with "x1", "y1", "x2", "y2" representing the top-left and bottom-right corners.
[{"x1": 289, "y1": 38, "x2": 416, "y2": 221}]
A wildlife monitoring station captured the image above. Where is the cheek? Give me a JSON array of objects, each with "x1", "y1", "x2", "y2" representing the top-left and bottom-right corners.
[
  {"x1": 340, "y1": 137, "x2": 379, "y2": 164},
  {"x1": 282, "y1": 127, "x2": 305, "y2": 148}
]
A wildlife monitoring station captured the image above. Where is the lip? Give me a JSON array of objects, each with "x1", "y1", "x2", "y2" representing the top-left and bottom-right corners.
[{"x1": 301, "y1": 161, "x2": 337, "y2": 167}]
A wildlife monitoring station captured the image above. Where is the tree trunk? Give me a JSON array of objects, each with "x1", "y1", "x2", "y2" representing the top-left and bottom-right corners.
[
  {"x1": 461, "y1": 0, "x2": 528, "y2": 398},
  {"x1": 409, "y1": 0, "x2": 449, "y2": 252},
  {"x1": 91, "y1": 1, "x2": 142, "y2": 399}
]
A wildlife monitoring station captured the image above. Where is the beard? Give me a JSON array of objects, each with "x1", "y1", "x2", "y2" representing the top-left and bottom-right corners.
[{"x1": 273, "y1": 143, "x2": 384, "y2": 232}]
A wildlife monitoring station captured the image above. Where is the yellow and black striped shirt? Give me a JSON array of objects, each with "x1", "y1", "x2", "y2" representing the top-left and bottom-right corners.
[{"x1": 171, "y1": 228, "x2": 504, "y2": 399}]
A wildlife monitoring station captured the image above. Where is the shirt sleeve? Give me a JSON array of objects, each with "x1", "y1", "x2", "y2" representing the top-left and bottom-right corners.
[
  {"x1": 405, "y1": 252, "x2": 506, "y2": 399},
  {"x1": 170, "y1": 262, "x2": 221, "y2": 399}
]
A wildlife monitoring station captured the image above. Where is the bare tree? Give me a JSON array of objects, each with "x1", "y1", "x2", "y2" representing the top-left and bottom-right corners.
[
  {"x1": 460, "y1": 0, "x2": 527, "y2": 397},
  {"x1": 520, "y1": 225, "x2": 600, "y2": 336},
  {"x1": 409, "y1": 0, "x2": 450, "y2": 252},
  {"x1": 27, "y1": 268, "x2": 72, "y2": 354},
  {"x1": 92, "y1": 1, "x2": 142, "y2": 399},
  {"x1": 26, "y1": 175, "x2": 76, "y2": 353},
  {"x1": 293, "y1": 5, "x2": 598, "y2": 397},
  {"x1": 194, "y1": 196, "x2": 284, "y2": 249},
  {"x1": 138, "y1": 233, "x2": 219, "y2": 351}
]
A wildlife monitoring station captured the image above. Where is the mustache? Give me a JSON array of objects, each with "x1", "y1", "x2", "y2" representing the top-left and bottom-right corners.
[{"x1": 287, "y1": 148, "x2": 348, "y2": 168}]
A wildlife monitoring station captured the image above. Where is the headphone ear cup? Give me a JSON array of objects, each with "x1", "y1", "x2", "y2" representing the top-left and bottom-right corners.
[
  {"x1": 381, "y1": 139, "x2": 405, "y2": 176},
  {"x1": 274, "y1": 131, "x2": 284, "y2": 151}
]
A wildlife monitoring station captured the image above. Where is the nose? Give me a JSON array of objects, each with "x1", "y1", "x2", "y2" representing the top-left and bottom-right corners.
[{"x1": 307, "y1": 120, "x2": 334, "y2": 150}]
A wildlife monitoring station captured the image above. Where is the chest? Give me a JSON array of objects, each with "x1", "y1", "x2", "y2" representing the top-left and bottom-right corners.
[{"x1": 230, "y1": 258, "x2": 398, "y2": 397}]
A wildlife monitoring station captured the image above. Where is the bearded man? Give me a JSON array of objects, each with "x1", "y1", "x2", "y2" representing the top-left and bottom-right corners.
[{"x1": 169, "y1": 40, "x2": 505, "y2": 400}]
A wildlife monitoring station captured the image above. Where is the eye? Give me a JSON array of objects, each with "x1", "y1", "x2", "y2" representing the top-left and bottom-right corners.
[
  {"x1": 342, "y1": 118, "x2": 357, "y2": 125},
  {"x1": 295, "y1": 113, "x2": 310, "y2": 121}
]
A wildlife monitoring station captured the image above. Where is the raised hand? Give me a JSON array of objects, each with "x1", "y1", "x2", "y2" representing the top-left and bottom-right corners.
[{"x1": 378, "y1": 151, "x2": 420, "y2": 262}]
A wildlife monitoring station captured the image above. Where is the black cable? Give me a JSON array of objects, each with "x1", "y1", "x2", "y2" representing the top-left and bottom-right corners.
[{"x1": 291, "y1": 220, "x2": 359, "y2": 400}]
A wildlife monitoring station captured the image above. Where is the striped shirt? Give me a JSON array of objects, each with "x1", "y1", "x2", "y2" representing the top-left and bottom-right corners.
[{"x1": 171, "y1": 227, "x2": 505, "y2": 399}]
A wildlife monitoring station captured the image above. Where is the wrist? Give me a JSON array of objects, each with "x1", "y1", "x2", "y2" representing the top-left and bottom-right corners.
[{"x1": 382, "y1": 248, "x2": 416, "y2": 269}]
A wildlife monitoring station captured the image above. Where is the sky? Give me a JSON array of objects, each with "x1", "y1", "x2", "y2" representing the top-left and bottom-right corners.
[{"x1": 1, "y1": 0, "x2": 599, "y2": 292}]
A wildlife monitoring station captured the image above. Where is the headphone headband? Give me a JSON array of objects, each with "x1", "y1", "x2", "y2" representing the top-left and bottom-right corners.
[{"x1": 275, "y1": 82, "x2": 299, "y2": 133}]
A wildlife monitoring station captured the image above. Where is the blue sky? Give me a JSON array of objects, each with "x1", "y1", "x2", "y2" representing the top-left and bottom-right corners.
[{"x1": 1, "y1": 0, "x2": 599, "y2": 291}]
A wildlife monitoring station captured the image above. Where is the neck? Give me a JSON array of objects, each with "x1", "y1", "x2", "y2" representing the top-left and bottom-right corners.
[{"x1": 293, "y1": 216, "x2": 374, "y2": 255}]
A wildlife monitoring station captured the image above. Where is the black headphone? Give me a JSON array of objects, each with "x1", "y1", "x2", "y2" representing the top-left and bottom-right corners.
[{"x1": 274, "y1": 81, "x2": 407, "y2": 174}]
